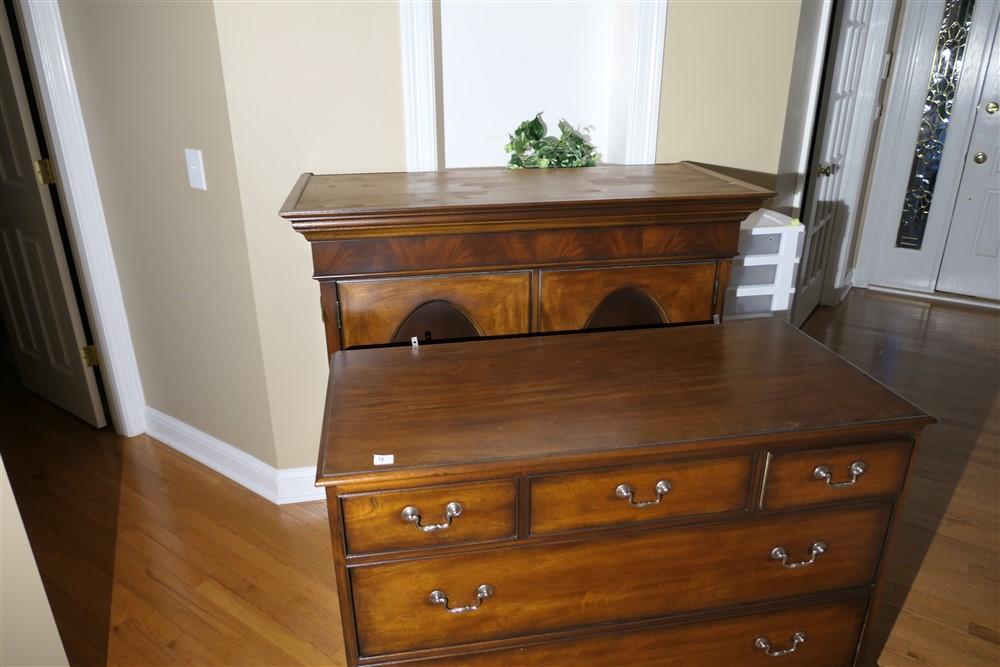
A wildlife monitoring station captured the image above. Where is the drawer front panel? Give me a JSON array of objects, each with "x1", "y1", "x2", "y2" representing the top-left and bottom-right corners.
[
  {"x1": 337, "y1": 272, "x2": 531, "y2": 348},
  {"x1": 764, "y1": 440, "x2": 911, "y2": 510},
  {"x1": 407, "y1": 598, "x2": 869, "y2": 666},
  {"x1": 530, "y1": 455, "x2": 752, "y2": 534},
  {"x1": 341, "y1": 480, "x2": 516, "y2": 555},
  {"x1": 538, "y1": 263, "x2": 716, "y2": 332},
  {"x1": 351, "y1": 503, "x2": 890, "y2": 655}
]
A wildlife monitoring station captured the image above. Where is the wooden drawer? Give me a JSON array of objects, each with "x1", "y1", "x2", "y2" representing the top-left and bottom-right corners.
[
  {"x1": 337, "y1": 272, "x2": 531, "y2": 348},
  {"x1": 530, "y1": 455, "x2": 752, "y2": 534},
  {"x1": 405, "y1": 598, "x2": 869, "y2": 666},
  {"x1": 538, "y1": 263, "x2": 716, "y2": 332},
  {"x1": 763, "y1": 440, "x2": 911, "y2": 510},
  {"x1": 341, "y1": 480, "x2": 517, "y2": 555},
  {"x1": 350, "y1": 503, "x2": 890, "y2": 656}
]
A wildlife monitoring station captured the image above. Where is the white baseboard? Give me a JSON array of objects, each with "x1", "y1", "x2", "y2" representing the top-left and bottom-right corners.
[{"x1": 144, "y1": 408, "x2": 324, "y2": 505}]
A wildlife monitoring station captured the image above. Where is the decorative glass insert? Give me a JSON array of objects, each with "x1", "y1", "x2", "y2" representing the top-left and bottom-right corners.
[{"x1": 895, "y1": 0, "x2": 976, "y2": 249}]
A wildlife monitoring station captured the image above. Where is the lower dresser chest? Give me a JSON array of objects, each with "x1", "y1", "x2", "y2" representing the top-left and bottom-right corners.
[{"x1": 317, "y1": 319, "x2": 934, "y2": 666}]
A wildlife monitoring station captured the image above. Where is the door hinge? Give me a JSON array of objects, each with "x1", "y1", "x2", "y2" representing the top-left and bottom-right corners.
[
  {"x1": 81, "y1": 344, "x2": 99, "y2": 367},
  {"x1": 34, "y1": 158, "x2": 56, "y2": 185},
  {"x1": 334, "y1": 300, "x2": 342, "y2": 329}
]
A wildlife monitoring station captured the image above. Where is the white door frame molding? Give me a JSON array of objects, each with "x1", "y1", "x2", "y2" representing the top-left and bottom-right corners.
[
  {"x1": 16, "y1": 0, "x2": 146, "y2": 436},
  {"x1": 773, "y1": 0, "x2": 834, "y2": 218},
  {"x1": 607, "y1": 0, "x2": 668, "y2": 165},
  {"x1": 399, "y1": 0, "x2": 667, "y2": 170},
  {"x1": 399, "y1": 0, "x2": 439, "y2": 172},
  {"x1": 854, "y1": 0, "x2": 1000, "y2": 291}
]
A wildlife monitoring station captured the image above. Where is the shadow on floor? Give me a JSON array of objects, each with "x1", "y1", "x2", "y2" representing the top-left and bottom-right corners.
[
  {"x1": 803, "y1": 288, "x2": 999, "y2": 665},
  {"x1": 0, "y1": 364, "x2": 124, "y2": 666}
]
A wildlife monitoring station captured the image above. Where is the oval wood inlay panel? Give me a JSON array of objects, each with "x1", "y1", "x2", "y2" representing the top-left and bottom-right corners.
[
  {"x1": 337, "y1": 272, "x2": 531, "y2": 348},
  {"x1": 585, "y1": 287, "x2": 668, "y2": 329},
  {"x1": 391, "y1": 300, "x2": 481, "y2": 343}
]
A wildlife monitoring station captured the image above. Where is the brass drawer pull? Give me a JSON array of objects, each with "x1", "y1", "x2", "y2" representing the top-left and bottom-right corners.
[
  {"x1": 813, "y1": 460, "x2": 867, "y2": 488},
  {"x1": 615, "y1": 480, "x2": 672, "y2": 508},
  {"x1": 428, "y1": 584, "x2": 493, "y2": 614},
  {"x1": 771, "y1": 541, "x2": 827, "y2": 568},
  {"x1": 401, "y1": 501, "x2": 463, "y2": 532},
  {"x1": 754, "y1": 631, "x2": 807, "y2": 657}
]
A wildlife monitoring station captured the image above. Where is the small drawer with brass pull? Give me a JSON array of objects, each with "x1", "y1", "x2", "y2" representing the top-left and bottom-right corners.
[
  {"x1": 340, "y1": 479, "x2": 516, "y2": 555},
  {"x1": 529, "y1": 455, "x2": 753, "y2": 534},
  {"x1": 761, "y1": 440, "x2": 911, "y2": 510}
]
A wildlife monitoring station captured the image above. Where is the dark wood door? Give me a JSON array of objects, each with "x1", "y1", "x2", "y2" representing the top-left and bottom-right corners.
[
  {"x1": 337, "y1": 272, "x2": 531, "y2": 348},
  {"x1": 538, "y1": 263, "x2": 716, "y2": 332}
]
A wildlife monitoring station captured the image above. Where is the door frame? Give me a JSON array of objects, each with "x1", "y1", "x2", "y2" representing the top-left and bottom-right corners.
[
  {"x1": 13, "y1": 1, "x2": 145, "y2": 436},
  {"x1": 853, "y1": 0, "x2": 1000, "y2": 293}
]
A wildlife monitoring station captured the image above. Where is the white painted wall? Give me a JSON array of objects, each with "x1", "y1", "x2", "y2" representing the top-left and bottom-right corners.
[{"x1": 440, "y1": 1, "x2": 618, "y2": 168}]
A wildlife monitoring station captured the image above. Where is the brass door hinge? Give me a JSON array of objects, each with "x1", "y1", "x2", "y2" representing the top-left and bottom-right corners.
[
  {"x1": 34, "y1": 158, "x2": 56, "y2": 185},
  {"x1": 81, "y1": 344, "x2": 99, "y2": 367}
]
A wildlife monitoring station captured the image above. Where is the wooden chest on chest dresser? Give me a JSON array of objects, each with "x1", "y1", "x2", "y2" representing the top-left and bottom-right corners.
[
  {"x1": 313, "y1": 321, "x2": 931, "y2": 666},
  {"x1": 281, "y1": 165, "x2": 932, "y2": 665}
]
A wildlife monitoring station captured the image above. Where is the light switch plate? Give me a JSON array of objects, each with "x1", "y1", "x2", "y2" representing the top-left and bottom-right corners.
[{"x1": 184, "y1": 148, "x2": 207, "y2": 190}]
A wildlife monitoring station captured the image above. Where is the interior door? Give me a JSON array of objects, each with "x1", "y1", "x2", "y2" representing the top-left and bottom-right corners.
[
  {"x1": 0, "y1": 8, "x2": 106, "y2": 426},
  {"x1": 792, "y1": 0, "x2": 890, "y2": 326},
  {"x1": 936, "y1": 35, "x2": 1000, "y2": 300}
]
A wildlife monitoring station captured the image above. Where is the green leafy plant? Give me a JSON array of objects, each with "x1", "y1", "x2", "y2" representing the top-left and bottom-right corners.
[{"x1": 504, "y1": 113, "x2": 599, "y2": 169}]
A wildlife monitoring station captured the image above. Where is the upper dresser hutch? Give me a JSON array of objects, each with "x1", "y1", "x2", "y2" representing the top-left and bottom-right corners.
[{"x1": 280, "y1": 163, "x2": 773, "y2": 355}]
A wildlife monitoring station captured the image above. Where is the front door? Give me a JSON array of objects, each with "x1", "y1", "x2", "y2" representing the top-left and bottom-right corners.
[
  {"x1": 0, "y1": 8, "x2": 106, "y2": 426},
  {"x1": 936, "y1": 33, "x2": 1000, "y2": 300}
]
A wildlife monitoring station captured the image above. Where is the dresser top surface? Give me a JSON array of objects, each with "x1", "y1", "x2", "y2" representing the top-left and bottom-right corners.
[
  {"x1": 281, "y1": 162, "x2": 772, "y2": 221},
  {"x1": 318, "y1": 319, "x2": 932, "y2": 485}
]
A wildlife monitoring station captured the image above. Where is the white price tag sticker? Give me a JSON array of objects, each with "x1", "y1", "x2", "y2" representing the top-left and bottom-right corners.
[{"x1": 373, "y1": 453, "x2": 395, "y2": 466}]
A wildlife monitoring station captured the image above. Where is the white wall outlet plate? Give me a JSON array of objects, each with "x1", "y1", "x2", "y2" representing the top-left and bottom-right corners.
[{"x1": 184, "y1": 148, "x2": 207, "y2": 190}]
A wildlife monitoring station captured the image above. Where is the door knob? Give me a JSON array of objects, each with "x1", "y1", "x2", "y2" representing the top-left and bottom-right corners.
[
  {"x1": 986, "y1": 101, "x2": 998, "y2": 114},
  {"x1": 816, "y1": 163, "x2": 834, "y2": 177},
  {"x1": 974, "y1": 152, "x2": 988, "y2": 164}
]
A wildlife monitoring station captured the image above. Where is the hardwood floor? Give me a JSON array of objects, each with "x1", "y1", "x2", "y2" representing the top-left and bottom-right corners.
[
  {"x1": 0, "y1": 287, "x2": 996, "y2": 666},
  {"x1": 803, "y1": 289, "x2": 999, "y2": 667}
]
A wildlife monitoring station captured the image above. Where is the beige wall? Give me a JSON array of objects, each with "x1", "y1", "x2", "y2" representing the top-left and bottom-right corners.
[
  {"x1": 656, "y1": 0, "x2": 802, "y2": 189},
  {"x1": 58, "y1": 0, "x2": 278, "y2": 465},
  {"x1": 1, "y1": 459, "x2": 69, "y2": 666},
  {"x1": 213, "y1": 1, "x2": 406, "y2": 468}
]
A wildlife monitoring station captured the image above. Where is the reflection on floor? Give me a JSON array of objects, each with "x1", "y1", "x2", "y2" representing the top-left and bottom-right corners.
[{"x1": 1, "y1": 288, "x2": 996, "y2": 666}]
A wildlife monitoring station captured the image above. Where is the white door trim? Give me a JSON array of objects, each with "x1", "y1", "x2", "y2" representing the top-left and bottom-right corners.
[
  {"x1": 16, "y1": 0, "x2": 146, "y2": 436},
  {"x1": 399, "y1": 0, "x2": 438, "y2": 172},
  {"x1": 398, "y1": 0, "x2": 667, "y2": 169},
  {"x1": 620, "y1": 0, "x2": 668, "y2": 165}
]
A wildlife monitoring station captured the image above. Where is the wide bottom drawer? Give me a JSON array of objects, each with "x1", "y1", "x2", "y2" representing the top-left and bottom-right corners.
[
  {"x1": 350, "y1": 503, "x2": 890, "y2": 656},
  {"x1": 398, "y1": 598, "x2": 869, "y2": 666}
]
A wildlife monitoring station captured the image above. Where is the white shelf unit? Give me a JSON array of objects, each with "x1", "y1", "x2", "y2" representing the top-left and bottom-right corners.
[{"x1": 725, "y1": 210, "x2": 805, "y2": 318}]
